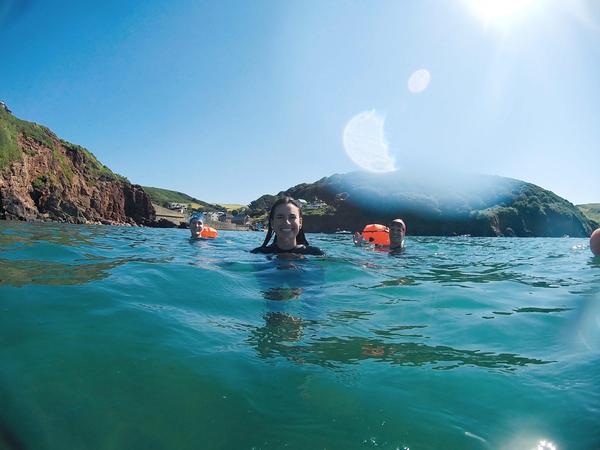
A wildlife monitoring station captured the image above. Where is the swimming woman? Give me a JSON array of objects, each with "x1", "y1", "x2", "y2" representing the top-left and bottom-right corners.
[{"x1": 251, "y1": 197, "x2": 324, "y2": 255}]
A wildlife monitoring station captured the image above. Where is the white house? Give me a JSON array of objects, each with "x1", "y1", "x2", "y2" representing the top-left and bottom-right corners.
[
  {"x1": 167, "y1": 202, "x2": 187, "y2": 211},
  {"x1": 304, "y1": 200, "x2": 327, "y2": 210}
]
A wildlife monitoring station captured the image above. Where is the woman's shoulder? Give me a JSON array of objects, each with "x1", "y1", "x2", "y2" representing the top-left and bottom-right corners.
[
  {"x1": 250, "y1": 245, "x2": 272, "y2": 254},
  {"x1": 296, "y1": 245, "x2": 324, "y2": 255}
]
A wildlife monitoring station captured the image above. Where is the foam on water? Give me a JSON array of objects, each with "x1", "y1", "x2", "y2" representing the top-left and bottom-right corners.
[{"x1": 0, "y1": 222, "x2": 599, "y2": 449}]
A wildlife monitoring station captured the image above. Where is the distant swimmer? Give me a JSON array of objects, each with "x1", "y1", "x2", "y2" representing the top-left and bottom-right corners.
[
  {"x1": 353, "y1": 218, "x2": 406, "y2": 252},
  {"x1": 389, "y1": 218, "x2": 406, "y2": 252},
  {"x1": 189, "y1": 213, "x2": 218, "y2": 240},
  {"x1": 591, "y1": 228, "x2": 600, "y2": 256},
  {"x1": 251, "y1": 197, "x2": 324, "y2": 255}
]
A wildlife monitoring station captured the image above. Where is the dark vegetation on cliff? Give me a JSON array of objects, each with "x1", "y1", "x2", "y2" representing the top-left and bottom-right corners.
[
  {"x1": 249, "y1": 171, "x2": 596, "y2": 237},
  {"x1": 0, "y1": 108, "x2": 155, "y2": 225}
]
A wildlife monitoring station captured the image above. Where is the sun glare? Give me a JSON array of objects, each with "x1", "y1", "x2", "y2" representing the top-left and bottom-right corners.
[
  {"x1": 342, "y1": 110, "x2": 396, "y2": 173},
  {"x1": 466, "y1": 0, "x2": 536, "y2": 23}
]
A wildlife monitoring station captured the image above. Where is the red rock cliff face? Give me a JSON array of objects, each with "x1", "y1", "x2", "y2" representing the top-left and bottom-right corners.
[{"x1": 0, "y1": 135, "x2": 155, "y2": 225}]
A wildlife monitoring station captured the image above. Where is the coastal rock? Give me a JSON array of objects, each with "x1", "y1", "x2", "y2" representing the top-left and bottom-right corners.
[
  {"x1": 146, "y1": 218, "x2": 179, "y2": 228},
  {"x1": 0, "y1": 109, "x2": 156, "y2": 225}
]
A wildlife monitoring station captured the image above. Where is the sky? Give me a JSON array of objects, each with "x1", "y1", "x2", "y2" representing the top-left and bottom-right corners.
[{"x1": 1, "y1": 0, "x2": 599, "y2": 205}]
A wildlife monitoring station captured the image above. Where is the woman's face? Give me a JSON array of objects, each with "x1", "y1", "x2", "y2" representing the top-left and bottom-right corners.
[{"x1": 271, "y1": 203, "x2": 302, "y2": 240}]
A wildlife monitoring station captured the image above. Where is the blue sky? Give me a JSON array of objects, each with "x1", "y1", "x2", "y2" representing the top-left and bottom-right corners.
[{"x1": 1, "y1": 0, "x2": 599, "y2": 204}]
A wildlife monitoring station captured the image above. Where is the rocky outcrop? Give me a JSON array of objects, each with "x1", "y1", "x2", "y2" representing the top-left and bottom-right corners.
[
  {"x1": 249, "y1": 171, "x2": 596, "y2": 237},
  {"x1": 0, "y1": 110, "x2": 155, "y2": 225}
]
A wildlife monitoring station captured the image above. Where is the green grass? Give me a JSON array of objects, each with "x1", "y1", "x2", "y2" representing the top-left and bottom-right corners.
[
  {"x1": 142, "y1": 186, "x2": 218, "y2": 210},
  {"x1": 253, "y1": 213, "x2": 268, "y2": 222},
  {"x1": 577, "y1": 203, "x2": 600, "y2": 224},
  {"x1": 52, "y1": 145, "x2": 74, "y2": 185},
  {"x1": 0, "y1": 108, "x2": 56, "y2": 170},
  {"x1": 32, "y1": 175, "x2": 48, "y2": 190},
  {"x1": 32, "y1": 173, "x2": 59, "y2": 190},
  {"x1": 302, "y1": 206, "x2": 336, "y2": 216},
  {"x1": 60, "y1": 140, "x2": 127, "y2": 182},
  {"x1": 0, "y1": 108, "x2": 131, "y2": 189},
  {"x1": 0, "y1": 120, "x2": 20, "y2": 169},
  {"x1": 218, "y1": 203, "x2": 248, "y2": 212}
]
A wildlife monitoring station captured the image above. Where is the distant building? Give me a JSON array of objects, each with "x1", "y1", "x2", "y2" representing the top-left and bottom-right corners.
[
  {"x1": 167, "y1": 202, "x2": 187, "y2": 214},
  {"x1": 304, "y1": 200, "x2": 327, "y2": 210},
  {"x1": 205, "y1": 212, "x2": 219, "y2": 221},
  {"x1": 0, "y1": 101, "x2": 11, "y2": 113},
  {"x1": 218, "y1": 212, "x2": 233, "y2": 223},
  {"x1": 232, "y1": 214, "x2": 251, "y2": 225}
]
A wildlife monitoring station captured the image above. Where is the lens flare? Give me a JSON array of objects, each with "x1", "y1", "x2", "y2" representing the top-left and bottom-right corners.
[
  {"x1": 342, "y1": 110, "x2": 396, "y2": 173},
  {"x1": 408, "y1": 69, "x2": 431, "y2": 93}
]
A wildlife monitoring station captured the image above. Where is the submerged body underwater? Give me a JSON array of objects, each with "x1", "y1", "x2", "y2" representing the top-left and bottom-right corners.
[{"x1": 0, "y1": 222, "x2": 599, "y2": 449}]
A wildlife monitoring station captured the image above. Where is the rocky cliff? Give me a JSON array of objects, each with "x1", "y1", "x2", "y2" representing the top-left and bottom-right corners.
[
  {"x1": 0, "y1": 107, "x2": 155, "y2": 225},
  {"x1": 249, "y1": 171, "x2": 597, "y2": 237}
]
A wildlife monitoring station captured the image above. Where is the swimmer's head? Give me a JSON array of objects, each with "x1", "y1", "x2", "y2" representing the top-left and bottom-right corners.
[
  {"x1": 189, "y1": 212, "x2": 204, "y2": 224},
  {"x1": 271, "y1": 201, "x2": 302, "y2": 243},
  {"x1": 390, "y1": 218, "x2": 406, "y2": 232},
  {"x1": 591, "y1": 228, "x2": 600, "y2": 257},
  {"x1": 261, "y1": 197, "x2": 309, "y2": 248},
  {"x1": 189, "y1": 213, "x2": 204, "y2": 238},
  {"x1": 390, "y1": 218, "x2": 406, "y2": 249}
]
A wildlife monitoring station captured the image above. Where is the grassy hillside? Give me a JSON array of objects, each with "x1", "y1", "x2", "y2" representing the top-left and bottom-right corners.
[
  {"x1": 0, "y1": 107, "x2": 126, "y2": 182},
  {"x1": 0, "y1": 106, "x2": 153, "y2": 224},
  {"x1": 142, "y1": 186, "x2": 219, "y2": 210},
  {"x1": 577, "y1": 204, "x2": 600, "y2": 226},
  {"x1": 142, "y1": 187, "x2": 248, "y2": 212},
  {"x1": 218, "y1": 203, "x2": 247, "y2": 212},
  {"x1": 0, "y1": 107, "x2": 56, "y2": 169}
]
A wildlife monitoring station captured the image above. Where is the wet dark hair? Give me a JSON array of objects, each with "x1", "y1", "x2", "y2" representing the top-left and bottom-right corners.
[{"x1": 260, "y1": 196, "x2": 310, "y2": 248}]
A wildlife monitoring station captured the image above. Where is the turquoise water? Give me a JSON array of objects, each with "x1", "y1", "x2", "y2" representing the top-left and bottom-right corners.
[{"x1": 0, "y1": 222, "x2": 599, "y2": 450}]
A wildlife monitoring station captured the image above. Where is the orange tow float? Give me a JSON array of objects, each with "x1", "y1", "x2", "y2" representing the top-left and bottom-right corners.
[
  {"x1": 200, "y1": 226, "x2": 218, "y2": 239},
  {"x1": 361, "y1": 224, "x2": 390, "y2": 246}
]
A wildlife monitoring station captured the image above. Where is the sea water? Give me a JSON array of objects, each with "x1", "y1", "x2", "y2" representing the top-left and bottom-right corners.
[{"x1": 0, "y1": 221, "x2": 598, "y2": 450}]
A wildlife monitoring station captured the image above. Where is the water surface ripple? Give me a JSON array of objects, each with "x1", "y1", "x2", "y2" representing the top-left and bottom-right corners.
[{"x1": 0, "y1": 222, "x2": 599, "y2": 449}]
